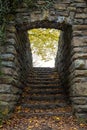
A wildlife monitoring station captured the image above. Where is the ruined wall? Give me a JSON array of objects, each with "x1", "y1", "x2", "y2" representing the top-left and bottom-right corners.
[
  {"x1": 55, "y1": 27, "x2": 72, "y2": 95},
  {"x1": 0, "y1": 0, "x2": 87, "y2": 118},
  {"x1": 70, "y1": 25, "x2": 87, "y2": 118},
  {"x1": 0, "y1": 22, "x2": 32, "y2": 117},
  {"x1": 55, "y1": 0, "x2": 87, "y2": 118}
]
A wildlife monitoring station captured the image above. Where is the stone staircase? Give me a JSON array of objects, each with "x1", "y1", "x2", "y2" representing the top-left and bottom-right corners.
[{"x1": 16, "y1": 67, "x2": 72, "y2": 117}]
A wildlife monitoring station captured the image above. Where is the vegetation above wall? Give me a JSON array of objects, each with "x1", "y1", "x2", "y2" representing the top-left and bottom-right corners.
[
  {"x1": 0, "y1": 0, "x2": 54, "y2": 44},
  {"x1": 28, "y1": 28, "x2": 60, "y2": 67}
]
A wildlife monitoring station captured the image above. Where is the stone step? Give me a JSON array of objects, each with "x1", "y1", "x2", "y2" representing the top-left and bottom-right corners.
[
  {"x1": 29, "y1": 77, "x2": 60, "y2": 81},
  {"x1": 32, "y1": 70, "x2": 57, "y2": 73},
  {"x1": 20, "y1": 102, "x2": 68, "y2": 109},
  {"x1": 28, "y1": 71, "x2": 56, "y2": 74},
  {"x1": 20, "y1": 100, "x2": 67, "y2": 104},
  {"x1": 28, "y1": 81, "x2": 59, "y2": 85},
  {"x1": 28, "y1": 75, "x2": 59, "y2": 78},
  {"x1": 28, "y1": 85, "x2": 62, "y2": 89},
  {"x1": 33, "y1": 70, "x2": 58, "y2": 73},
  {"x1": 25, "y1": 89, "x2": 65, "y2": 95},
  {"x1": 19, "y1": 112, "x2": 72, "y2": 118},
  {"x1": 33, "y1": 67, "x2": 55, "y2": 71},
  {"x1": 33, "y1": 73, "x2": 57, "y2": 76},
  {"x1": 15, "y1": 68, "x2": 72, "y2": 120},
  {"x1": 23, "y1": 95, "x2": 68, "y2": 101}
]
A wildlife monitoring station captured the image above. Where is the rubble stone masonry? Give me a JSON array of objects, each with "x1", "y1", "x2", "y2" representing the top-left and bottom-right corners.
[{"x1": 0, "y1": 0, "x2": 87, "y2": 118}]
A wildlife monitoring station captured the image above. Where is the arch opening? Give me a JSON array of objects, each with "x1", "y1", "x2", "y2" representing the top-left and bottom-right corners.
[
  {"x1": 28, "y1": 28, "x2": 61, "y2": 67},
  {"x1": 0, "y1": 0, "x2": 87, "y2": 119},
  {"x1": 16, "y1": 20, "x2": 72, "y2": 90}
]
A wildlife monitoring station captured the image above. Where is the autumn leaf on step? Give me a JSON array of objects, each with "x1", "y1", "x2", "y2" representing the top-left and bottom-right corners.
[
  {"x1": 53, "y1": 116, "x2": 61, "y2": 121},
  {"x1": 0, "y1": 125, "x2": 3, "y2": 129},
  {"x1": 16, "y1": 106, "x2": 21, "y2": 113}
]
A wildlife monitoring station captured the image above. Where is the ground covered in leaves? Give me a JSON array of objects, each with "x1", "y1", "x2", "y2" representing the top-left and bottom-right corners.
[{"x1": 1, "y1": 113, "x2": 87, "y2": 130}]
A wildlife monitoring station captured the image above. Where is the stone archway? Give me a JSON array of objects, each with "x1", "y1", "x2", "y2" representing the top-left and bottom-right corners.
[{"x1": 0, "y1": 0, "x2": 87, "y2": 118}]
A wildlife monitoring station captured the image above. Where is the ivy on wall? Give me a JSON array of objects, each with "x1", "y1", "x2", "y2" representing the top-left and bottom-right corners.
[
  {"x1": 0, "y1": 0, "x2": 55, "y2": 42},
  {"x1": 0, "y1": 0, "x2": 55, "y2": 73}
]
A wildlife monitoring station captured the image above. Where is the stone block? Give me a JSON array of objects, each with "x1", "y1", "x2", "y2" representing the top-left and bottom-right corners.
[
  {"x1": 70, "y1": 83, "x2": 87, "y2": 96},
  {"x1": 1, "y1": 61, "x2": 15, "y2": 68},
  {"x1": 6, "y1": 38, "x2": 16, "y2": 45},
  {"x1": 74, "y1": 53, "x2": 87, "y2": 59},
  {"x1": 0, "y1": 101, "x2": 9, "y2": 116},
  {"x1": 71, "y1": 3, "x2": 86, "y2": 8},
  {"x1": 74, "y1": 19, "x2": 84, "y2": 24},
  {"x1": 85, "y1": 60, "x2": 87, "y2": 69},
  {"x1": 75, "y1": 70, "x2": 87, "y2": 76},
  {"x1": 0, "y1": 94, "x2": 19, "y2": 102},
  {"x1": 1, "y1": 67, "x2": 14, "y2": 75},
  {"x1": 75, "y1": 113, "x2": 87, "y2": 119},
  {"x1": 0, "y1": 84, "x2": 22, "y2": 94},
  {"x1": 73, "y1": 105, "x2": 87, "y2": 113},
  {"x1": 54, "y1": 3, "x2": 67, "y2": 11},
  {"x1": 68, "y1": 7, "x2": 76, "y2": 11},
  {"x1": 0, "y1": 76, "x2": 14, "y2": 84},
  {"x1": 0, "y1": 53, "x2": 15, "y2": 61},
  {"x1": 74, "y1": 59, "x2": 85, "y2": 69},
  {"x1": 73, "y1": 30, "x2": 87, "y2": 37},
  {"x1": 6, "y1": 26, "x2": 16, "y2": 33},
  {"x1": 85, "y1": 19, "x2": 87, "y2": 24},
  {"x1": 71, "y1": 97, "x2": 87, "y2": 105},
  {"x1": 72, "y1": 37, "x2": 87, "y2": 47},
  {"x1": 72, "y1": 47, "x2": 87, "y2": 54},
  {"x1": 76, "y1": 8, "x2": 84, "y2": 13},
  {"x1": 0, "y1": 101, "x2": 16, "y2": 117},
  {"x1": 1, "y1": 45, "x2": 16, "y2": 55},
  {"x1": 75, "y1": 13, "x2": 87, "y2": 19},
  {"x1": 73, "y1": 25, "x2": 87, "y2": 30}
]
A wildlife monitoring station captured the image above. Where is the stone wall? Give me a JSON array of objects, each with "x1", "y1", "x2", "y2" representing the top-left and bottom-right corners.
[
  {"x1": 70, "y1": 25, "x2": 87, "y2": 118},
  {"x1": 0, "y1": 22, "x2": 32, "y2": 118},
  {"x1": 55, "y1": 27, "x2": 72, "y2": 95},
  {"x1": 0, "y1": 0, "x2": 87, "y2": 118},
  {"x1": 56, "y1": 25, "x2": 87, "y2": 118}
]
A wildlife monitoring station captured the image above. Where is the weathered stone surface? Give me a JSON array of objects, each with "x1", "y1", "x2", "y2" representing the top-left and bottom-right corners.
[
  {"x1": 0, "y1": 0, "x2": 87, "y2": 119},
  {"x1": 73, "y1": 25, "x2": 87, "y2": 30},
  {"x1": 68, "y1": 7, "x2": 76, "y2": 11},
  {"x1": 75, "y1": 113, "x2": 87, "y2": 119},
  {"x1": 70, "y1": 83, "x2": 87, "y2": 96},
  {"x1": 73, "y1": 105, "x2": 87, "y2": 113},
  {"x1": 0, "y1": 53, "x2": 15, "y2": 61},
  {"x1": 0, "y1": 101, "x2": 16, "y2": 117},
  {"x1": 75, "y1": 13, "x2": 87, "y2": 19},
  {"x1": 71, "y1": 97, "x2": 87, "y2": 105},
  {"x1": 74, "y1": 19, "x2": 84, "y2": 24},
  {"x1": 74, "y1": 59, "x2": 85, "y2": 69},
  {"x1": 54, "y1": 4, "x2": 67, "y2": 10},
  {"x1": 1, "y1": 61, "x2": 15, "y2": 68},
  {"x1": 1, "y1": 67, "x2": 15, "y2": 75},
  {"x1": 6, "y1": 26, "x2": 16, "y2": 33},
  {"x1": 72, "y1": 37, "x2": 87, "y2": 47},
  {"x1": 85, "y1": 60, "x2": 87, "y2": 69},
  {"x1": 71, "y1": 3, "x2": 86, "y2": 7},
  {"x1": 6, "y1": 38, "x2": 16, "y2": 45},
  {"x1": 0, "y1": 102, "x2": 10, "y2": 116},
  {"x1": 0, "y1": 84, "x2": 22, "y2": 94},
  {"x1": 0, "y1": 94, "x2": 19, "y2": 102}
]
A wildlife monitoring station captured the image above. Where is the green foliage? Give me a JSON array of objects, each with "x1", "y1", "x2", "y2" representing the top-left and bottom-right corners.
[
  {"x1": 0, "y1": 0, "x2": 55, "y2": 42},
  {"x1": 28, "y1": 28, "x2": 60, "y2": 65}
]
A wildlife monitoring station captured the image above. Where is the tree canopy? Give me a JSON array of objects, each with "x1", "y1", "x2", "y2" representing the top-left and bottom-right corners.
[{"x1": 28, "y1": 28, "x2": 60, "y2": 67}]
